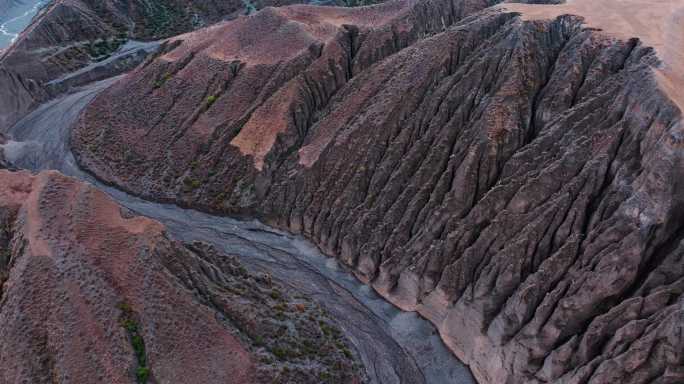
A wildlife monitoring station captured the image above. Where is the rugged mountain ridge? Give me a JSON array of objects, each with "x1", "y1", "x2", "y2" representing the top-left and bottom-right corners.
[
  {"x1": 0, "y1": 0, "x2": 248, "y2": 131},
  {"x1": 0, "y1": 0, "x2": 324, "y2": 131},
  {"x1": 72, "y1": 0, "x2": 502, "y2": 205},
  {"x1": 71, "y1": 0, "x2": 684, "y2": 383},
  {"x1": 0, "y1": 169, "x2": 364, "y2": 383}
]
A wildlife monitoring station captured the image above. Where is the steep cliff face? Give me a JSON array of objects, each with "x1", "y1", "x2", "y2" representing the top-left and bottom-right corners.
[
  {"x1": 71, "y1": 1, "x2": 684, "y2": 383},
  {"x1": 0, "y1": 133, "x2": 9, "y2": 169},
  {"x1": 0, "y1": 65, "x2": 45, "y2": 132},
  {"x1": 0, "y1": 170, "x2": 363, "y2": 384},
  {"x1": 72, "y1": 0, "x2": 501, "y2": 207}
]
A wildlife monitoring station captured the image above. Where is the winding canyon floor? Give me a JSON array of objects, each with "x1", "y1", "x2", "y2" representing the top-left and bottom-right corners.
[{"x1": 4, "y1": 78, "x2": 475, "y2": 383}]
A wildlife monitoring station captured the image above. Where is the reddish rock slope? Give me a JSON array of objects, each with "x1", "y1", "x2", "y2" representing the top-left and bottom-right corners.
[
  {"x1": 73, "y1": 0, "x2": 498, "y2": 207},
  {"x1": 0, "y1": 170, "x2": 362, "y2": 384},
  {"x1": 72, "y1": 0, "x2": 684, "y2": 383},
  {"x1": 0, "y1": 0, "x2": 315, "y2": 131}
]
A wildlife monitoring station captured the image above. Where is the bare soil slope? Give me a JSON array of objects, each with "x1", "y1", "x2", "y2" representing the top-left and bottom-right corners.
[
  {"x1": 0, "y1": 0, "x2": 315, "y2": 131},
  {"x1": 0, "y1": 170, "x2": 363, "y2": 384}
]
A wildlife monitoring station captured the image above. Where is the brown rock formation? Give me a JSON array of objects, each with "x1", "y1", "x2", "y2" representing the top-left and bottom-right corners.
[
  {"x1": 2, "y1": 0, "x2": 256, "y2": 82},
  {"x1": 0, "y1": 65, "x2": 45, "y2": 132},
  {"x1": 73, "y1": 0, "x2": 499, "y2": 208},
  {"x1": 0, "y1": 170, "x2": 363, "y2": 383},
  {"x1": 0, "y1": 0, "x2": 320, "y2": 131},
  {"x1": 72, "y1": 0, "x2": 684, "y2": 383},
  {"x1": 0, "y1": 132, "x2": 9, "y2": 169}
]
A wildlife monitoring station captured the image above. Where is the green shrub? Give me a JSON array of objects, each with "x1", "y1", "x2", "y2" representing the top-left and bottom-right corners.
[
  {"x1": 183, "y1": 177, "x2": 201, "y2": 190},
  {"x1": 272, "y1": 346, "x2": 288, "y2": 360},
  {"x1": 206, "y1": 95, "x2": 218, "y2": 107},
  {"x1": 118, "y1": 302, "x2": 151, "y2": 383},
  {"x1": 121, "y1": 318, "x2": 138, "y2": 333},
  {"x1": 132, "y1": 335, "x2": 146, "y2": 365},
  {"x1": 254, "y1": 335, "x2": 264, "y2": 346},
  {"x1": 136, "y1": 367, "x2": 150, "y2": 383},
  {"x1": 153, "y1": 73, "x2": 172, "y2": 89}
]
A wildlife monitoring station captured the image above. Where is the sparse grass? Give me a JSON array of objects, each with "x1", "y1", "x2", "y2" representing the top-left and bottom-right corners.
[
  {"x1": 182, "y1": 242, "x2": 363, "y2": 382},
  {"x1": 86, "y1": 37, "x2": 127, "y2": 61},
  {"x1": 272, "y1": 346, "x2": 295, "y2": 360}
]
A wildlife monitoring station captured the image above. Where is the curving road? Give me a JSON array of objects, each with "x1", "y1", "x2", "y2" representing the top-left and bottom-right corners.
[{"x1": 3, "y1": 78, "x2": 476, "y2": 384}]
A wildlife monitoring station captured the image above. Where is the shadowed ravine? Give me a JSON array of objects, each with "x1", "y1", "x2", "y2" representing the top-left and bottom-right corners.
[{"x1": 3, "y1": 79, "x2": 476, "y2": 384}]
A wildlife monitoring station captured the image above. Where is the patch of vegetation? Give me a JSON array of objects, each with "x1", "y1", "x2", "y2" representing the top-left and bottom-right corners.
[
  {"x1": 153, "y1": 72, "x2": 173, "y2": 89},
  {"x1": 269, "y1": 289, "x2": 282, "y2": 300},
  {"x1": 179, "y1": 242, "x2": 365, "y2": 383},
  {"x1": 86, "y1": 37, "x2": 127, "y2": 61},
  {"x1": 136, "y1": 367, "x2": 150, "y2": 383},
  {"x1": 272, "y1": 346, "x2": 292, "y2": 360},
  {"x1": 183, "y1": 177, "x2": 201, "y2": 190},
  {"x1": 140, "y1": 2, "x2": 186, "y2": 38},
  {"x1": 118, "y1": 302, "x2": 151, "y2": 383},
  {"x1": 206, "y1": 95, "x2": 218, "y2": 107}
]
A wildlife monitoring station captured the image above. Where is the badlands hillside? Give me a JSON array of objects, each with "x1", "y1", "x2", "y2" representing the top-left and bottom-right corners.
[
  {"x1": 72, "y1": 0, "x2": 684, "y2": 383},
  {"x1": 0, "y1": 0, "x2": 683, "y2": 383},
  {"x1": 0, "y1": 0, "x2": 330, "y2": 131},
  {"x1": 0, "y1": 168, "x2": 363, "y2": 383}
]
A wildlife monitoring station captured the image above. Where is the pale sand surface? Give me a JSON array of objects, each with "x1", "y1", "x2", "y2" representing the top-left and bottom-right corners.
[{"x1": 500, "y1": 0, "x2": 684, "y2": 113}]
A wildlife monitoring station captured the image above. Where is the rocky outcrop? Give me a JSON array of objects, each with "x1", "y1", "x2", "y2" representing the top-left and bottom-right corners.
[
  {"x1": 2, "y1": 0, "x2": 253, "y2": 80},
  {"x1": 72, "y1": 0, "x2": 502, "y2": 209},
  {"x1": 72, "y1": 1, "x2": 684, "y2": 383},
  {"x1": 0, "y1": 133, "x2": 10, "y2": 169},
  {"x1": 0, "y1": 170, "x2": 363, "y2": 384},
  {"x1": 0, "y1": 65, "x2": 45, "y2": 132}
]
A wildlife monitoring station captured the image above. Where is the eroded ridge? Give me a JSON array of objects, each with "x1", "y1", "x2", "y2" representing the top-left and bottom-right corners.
[
  {"x1": 501, "y1": 0, "x2": 684, "y2": 113},
  {"x1": 71, "y1": 1, "x2": 684, "y2": 383},
  {"x1": 0, "y1": 170, "x2": 363, "y2": 383}
]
